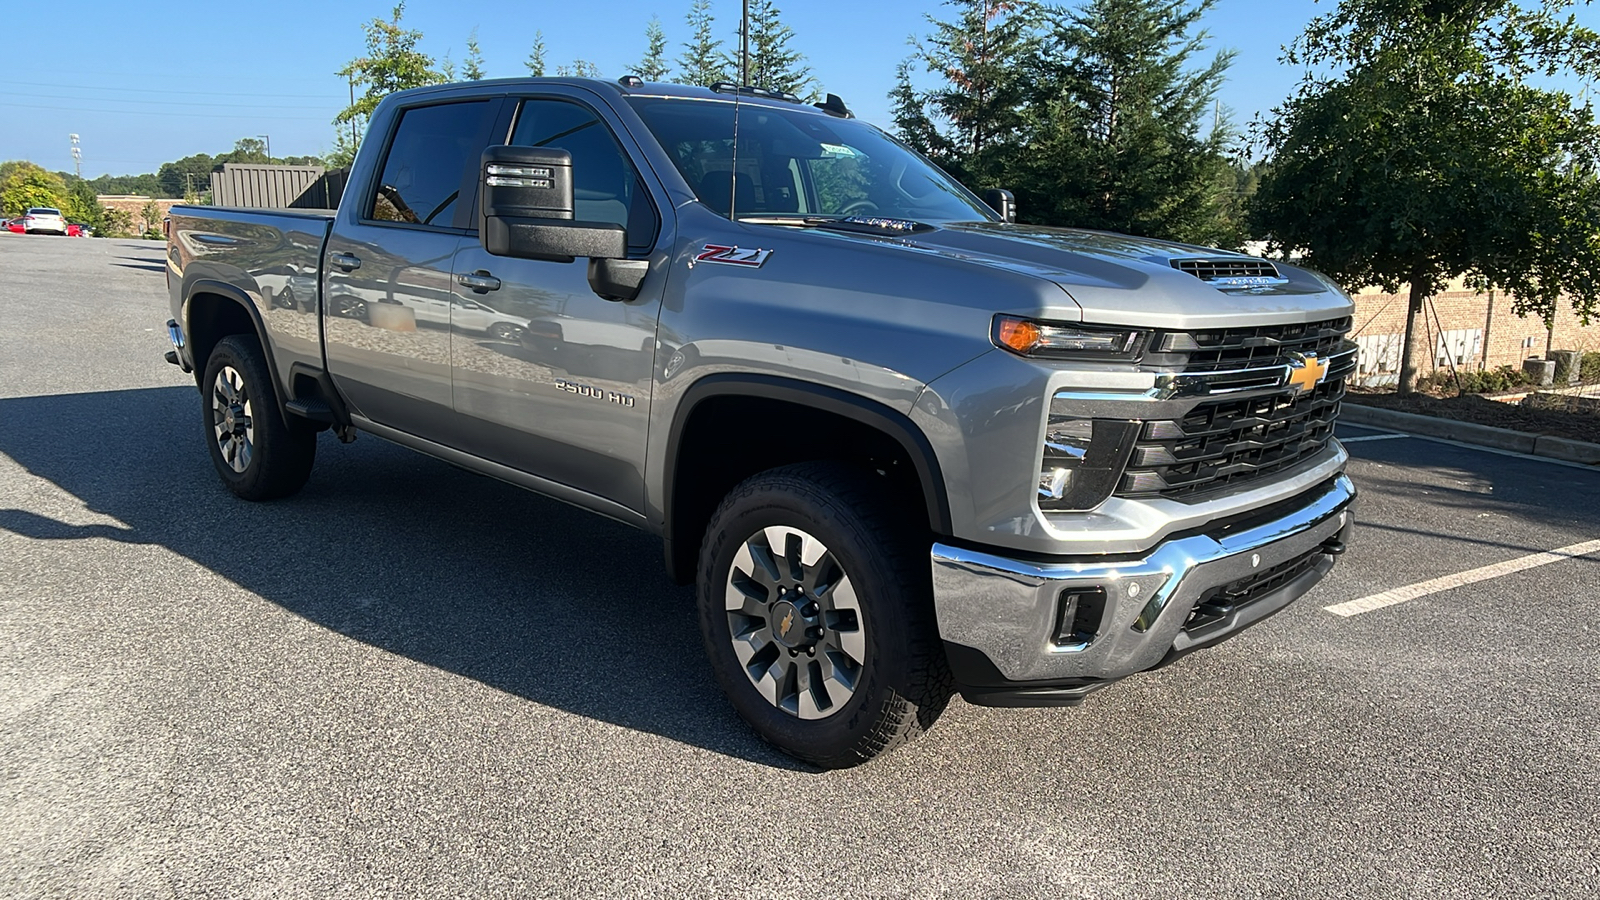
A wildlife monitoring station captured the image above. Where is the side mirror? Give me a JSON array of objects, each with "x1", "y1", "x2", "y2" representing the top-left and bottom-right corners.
[
  {"x1": 479, "y1": 145, "x2": 627, "y2": 263},
  {"x1": 984, "y1": 188, "x2": 1017, "y2": 224}
]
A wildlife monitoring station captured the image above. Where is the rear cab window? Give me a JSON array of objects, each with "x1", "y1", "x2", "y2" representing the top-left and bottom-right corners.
[{"x1": 368, "y1": 100, "x2": 497, "y2": 229}]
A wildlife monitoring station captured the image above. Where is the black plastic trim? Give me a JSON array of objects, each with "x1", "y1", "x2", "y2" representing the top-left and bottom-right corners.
[
  {"x1": 662, "y1": 374, "x2": 955, "y2": 580},
  {"x1": 944, "y1": 641, "x2": 1107, "y2": 708},
  {"x1": 182, "y1": 279, "x2": 290, "y2": 420}
]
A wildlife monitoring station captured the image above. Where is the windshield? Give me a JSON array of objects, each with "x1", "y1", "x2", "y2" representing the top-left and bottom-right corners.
[{"x1": 628, "y1": 97, "x2": 994, "y2": 224}]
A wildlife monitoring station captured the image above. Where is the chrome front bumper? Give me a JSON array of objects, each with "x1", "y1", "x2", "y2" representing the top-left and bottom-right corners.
[{"x1": 932, "y1": 474, "x2": 1356, "y2": 706}]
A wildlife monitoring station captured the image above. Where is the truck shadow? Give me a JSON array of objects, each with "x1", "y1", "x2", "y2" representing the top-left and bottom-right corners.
[{"x1": 0, "y1": 386, "x2": 804, "y2": 770}]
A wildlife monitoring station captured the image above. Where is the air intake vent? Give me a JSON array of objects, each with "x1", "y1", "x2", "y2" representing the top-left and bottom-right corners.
[{"x1": 1172, "y1": 258, "x2": 1284, "y2": 283}]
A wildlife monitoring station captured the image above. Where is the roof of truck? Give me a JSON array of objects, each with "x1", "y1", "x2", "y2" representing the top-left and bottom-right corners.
[{"x1": 387, "y1": 77, "x2": 848, "y2": 118}]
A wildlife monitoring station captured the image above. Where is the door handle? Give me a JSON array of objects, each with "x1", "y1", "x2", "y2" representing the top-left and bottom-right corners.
[
  {"x1": 330, "y1": 252, "x2": 362, "y2": 271},
  {"x1": 457, "y1": 271, "x2": 502, "y2": 293}
]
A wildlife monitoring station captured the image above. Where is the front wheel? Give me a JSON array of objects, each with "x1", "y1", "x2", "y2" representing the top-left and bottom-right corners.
[
  {"x1": 201, "y1": 335, "x2": 316, "y2": 500},
  {"x1": 697, "y1": 462, "x2": 952, "y2": 768}
]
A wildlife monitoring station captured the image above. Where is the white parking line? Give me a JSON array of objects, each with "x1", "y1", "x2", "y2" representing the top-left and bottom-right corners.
[
  {"x1": 1325, "y1": 539, "x2": 1600, "y2": 617},
  {"x1": 1339, "y1": 433, "x2": 1410, "y2": 443}
]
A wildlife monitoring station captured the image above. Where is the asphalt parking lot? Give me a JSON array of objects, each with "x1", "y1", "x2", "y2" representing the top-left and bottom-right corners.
[{"x1": 2, "y1": 232, "x2": 1597, "y2": 898}]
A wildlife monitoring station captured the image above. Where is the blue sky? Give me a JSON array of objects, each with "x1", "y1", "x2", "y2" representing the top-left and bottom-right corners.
[{"x1": 0, "y1": 0, "x2": 1586, "y2": 178}]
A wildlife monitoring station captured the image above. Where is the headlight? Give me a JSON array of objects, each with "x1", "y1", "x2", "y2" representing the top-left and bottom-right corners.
[
  {"x1": 993, "y1": 315, "x2": 1145, "y2": 359},
  {"x1": 1038, "y1": 413, "x2": 1140, "y2": 511}
]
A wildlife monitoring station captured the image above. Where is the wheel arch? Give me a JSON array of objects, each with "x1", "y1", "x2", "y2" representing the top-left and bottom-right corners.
[
  {"x1": 661, "y1": 374, "x2": 953, "y2": 584},
  {"x1": 184, "y1": 280, "x2": 289, "y2": 417}
]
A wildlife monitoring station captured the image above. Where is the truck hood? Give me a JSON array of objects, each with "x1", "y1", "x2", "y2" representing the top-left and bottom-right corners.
[{"x1": 856, "y1": 221, "x2": 1349, "y2": 329}]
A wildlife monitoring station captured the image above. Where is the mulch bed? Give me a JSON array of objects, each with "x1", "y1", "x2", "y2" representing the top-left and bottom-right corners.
[{"x1": 1345, "y1": 391, "x2": 1600, "y2": 444}]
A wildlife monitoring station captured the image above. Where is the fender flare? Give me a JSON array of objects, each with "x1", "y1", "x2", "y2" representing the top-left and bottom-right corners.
[
  {"x1": 182, "y1": 278, "x2": 291, "y2": 419},
  {"x1": 663, "y1": 373, "x2": 955, "y2": 540}
]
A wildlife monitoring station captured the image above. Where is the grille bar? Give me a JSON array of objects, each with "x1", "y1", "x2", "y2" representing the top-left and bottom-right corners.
[{"x1": 1117, "y1": 324, "x2": 1356, "y2": 499}]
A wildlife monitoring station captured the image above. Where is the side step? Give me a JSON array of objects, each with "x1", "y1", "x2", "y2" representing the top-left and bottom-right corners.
[{"x1": 285, "y1": 396, "x2": 336, "y2": 423}]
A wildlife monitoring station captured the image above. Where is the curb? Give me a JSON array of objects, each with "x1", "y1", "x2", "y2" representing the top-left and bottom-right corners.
[{"x1": 1341, "y1": 404, "x2": 1600, "y2": 465}]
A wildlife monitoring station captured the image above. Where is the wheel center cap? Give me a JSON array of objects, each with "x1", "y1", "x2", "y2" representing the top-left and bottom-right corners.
[
  {"x1": 772, "y1": 599, "x2": 807, "y2": 648},
  {"x1": 223, "y1": 403, "x2": 244, "y2": 435}
]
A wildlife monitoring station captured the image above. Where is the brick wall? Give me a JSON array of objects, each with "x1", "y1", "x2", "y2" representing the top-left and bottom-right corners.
[
  {"x1": 1349, "y1": 284, "x2": 1600, "y2": 386},
  {"x1": 95, "y1": 195, "x2": 183, "y2": 233}
]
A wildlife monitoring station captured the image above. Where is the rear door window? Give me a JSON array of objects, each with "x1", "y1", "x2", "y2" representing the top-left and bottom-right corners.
[
  {"x1": 510, "y1": 99, "x2": 658, "y2": 252},
  {"x1": 369, "y1": 100, "x2": 495, "y2": 229}
]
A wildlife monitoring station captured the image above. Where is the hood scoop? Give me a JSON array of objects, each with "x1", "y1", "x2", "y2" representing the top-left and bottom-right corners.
[{"x1": 1171, "y1": 257, "x2": 1290, "y2": 290}]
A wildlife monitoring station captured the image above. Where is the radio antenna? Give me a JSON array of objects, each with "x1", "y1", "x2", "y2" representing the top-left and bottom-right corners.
[{"x1": 728, "y1": 0, "x2": 749, "y2": 219}]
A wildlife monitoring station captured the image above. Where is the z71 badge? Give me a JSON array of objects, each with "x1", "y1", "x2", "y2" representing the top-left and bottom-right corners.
[{"x1": 693, "y1": 244, "x2": 773, "y2": 268}]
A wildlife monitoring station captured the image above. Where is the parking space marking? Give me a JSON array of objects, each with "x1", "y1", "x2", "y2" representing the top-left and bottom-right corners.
[
  {"x1": 1325, "y1": 539, "x2": 1600, "y2": 617},
  {"x1": 1339, "y1": 434, "x2": 1410, "y2": 443}
]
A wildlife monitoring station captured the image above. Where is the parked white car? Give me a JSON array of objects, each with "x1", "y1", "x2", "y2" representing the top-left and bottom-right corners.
[{"x1": 22, "y1": 208, "x2": 68, "y2": 235}]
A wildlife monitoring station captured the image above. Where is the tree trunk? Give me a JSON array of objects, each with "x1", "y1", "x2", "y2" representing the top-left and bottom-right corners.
[{"x1": 1396, "y1": 277, "x2": 1430, "y2": 395}]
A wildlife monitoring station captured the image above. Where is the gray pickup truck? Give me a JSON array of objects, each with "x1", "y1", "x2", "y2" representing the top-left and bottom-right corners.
[{"x1": 164, "y1": 77, "x2": 1357, "y2": 767}]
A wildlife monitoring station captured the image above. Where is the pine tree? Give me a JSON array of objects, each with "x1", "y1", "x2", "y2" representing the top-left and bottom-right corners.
[
  {"x1": 464, "y1": 27, "x2": 486, "y2": 80},
  {"x1": 525, "y1": 30, "x2": 547, "y2": 76},
  {"x1": 894, "y1": 1, "x2": 1038, "y2": 184},
  {"x1": 733, "y1": 0, "x2": 815, "y2": 98},
  {"x1": 558, "y1": 60, "x2": 604, "y2": 78},
  {"x1": 679, "y1": 0, "x2": 730, "y2": 86},
  {"x1": 1019, "y1": 0, "x2": 1236, "y2": 243},
  {"x1": 634, "y1": 16, "x2": 672, "y2": 81},
  {"x1": 440, "y1": 50, "x2": 456, "y2": 82}
]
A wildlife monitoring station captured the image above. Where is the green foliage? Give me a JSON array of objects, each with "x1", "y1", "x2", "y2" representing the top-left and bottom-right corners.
[
  {"x1": 63, "y1": 179, "x2": 105, "y2": 230},
  {"x1": 101, "y1": 207, "x2": 134, "y2": 238},
  {"x1": 634, "y1": 16, "x2": 672, "y2": 81},
  {"x1": 1250, "y1": 0, "x2": 1600, "y2": 393},
  {"x1": 0, "y1": 162, "x2": 68, "y2": 218},
  {"x1": 1019, "y1": 0, "x2": 1238, "y2": 245},
  {"x1": 139, "y1": 200, "x2": 163, "y2": 234},
  {"x1": 526, "y1": 30, "x2": 547, "y2": 76},
  {"x1": 1439, "y1": 364, "x2": 1534, "y2": 394},
  {"x1": 334, "y1": 2, "x2": 446, "y2": 152},
  {"x1": 1582, "y1": 351, "x2": 1600, "y2": 383},
  {"x1": 558, "y1": 60, "x2": 603, "y2": 78},
  {"x1": 464, "y1": 27, "x2": 486, "y2": 80},
  {"x1": 735, "y1": 0, "x2": 816, "y2": 99},
  {"x1": 679, "y1": 0, "x2": 730, "y2": 86},
  {"x1": 893, "y1": 0, "x2": 1236, "y2": 245}
]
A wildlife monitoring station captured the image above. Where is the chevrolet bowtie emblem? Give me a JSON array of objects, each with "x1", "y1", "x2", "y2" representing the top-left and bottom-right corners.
[
  {"x1": 779, "y1": 609, "x2": 795, "y2": 637},
  {"x1": 1287, "y1": 352, "x2": 1329, "y2": 394}
]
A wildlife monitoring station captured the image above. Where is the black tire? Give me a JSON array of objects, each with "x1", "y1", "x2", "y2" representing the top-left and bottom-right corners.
[
  {"x1": 697, "y1": 462, "x2": 952, "y2": 768},
  {"x1": 489, "y1": 322, "x2": 525, "y2": 341},
  {"x1": 200, "y1": 334, "x2": 316, "y2": 501}
]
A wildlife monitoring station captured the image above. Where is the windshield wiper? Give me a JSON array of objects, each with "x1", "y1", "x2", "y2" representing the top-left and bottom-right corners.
[{"x1": 735, "y1": 214, "x2": 935, "y2": 234}]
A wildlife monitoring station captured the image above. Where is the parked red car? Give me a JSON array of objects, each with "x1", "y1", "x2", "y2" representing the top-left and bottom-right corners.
[
  {"x1": 67, "y1": 223, "x2": 84, "y2": 237},
  {"x1": 4, "y1": 219, "x2": 24, "y2": 234}
]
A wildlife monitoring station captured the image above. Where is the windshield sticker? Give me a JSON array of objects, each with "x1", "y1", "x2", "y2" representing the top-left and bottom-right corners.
[
  {"x1": 694, "y1": 244, "x2": 773, "y2": 268},
  {"x1": 818, "y1": 143, "x2": 862, "y2": 159}
]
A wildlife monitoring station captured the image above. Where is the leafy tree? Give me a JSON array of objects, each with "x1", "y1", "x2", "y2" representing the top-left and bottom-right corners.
[
  {"x1": 679, "y1": 0, "x2": 730, "y2": 85},
  {"x1": 101, "y1": 207, "x2": 134, "y2": 238},
  {"x1": 158, "y1": 153, "x2": 216, "y2": 198},
  {"x1": 140, "y1": 199, "x2": 164, "y2": 236},
  {"x1": 334, "y1": 2, "x2": 446, "y2": 154},
  {"x1": 1018, "y1": 0, "x2": 1237, "y2": 244},
  {"x1": 894, "y1": 1, "x2": 1039, "y2": 182},
  {"x1": 634, "y1": 16, "x2": 672, "y2": 81},
  {"x1": 223, "y1": 137, "x2": 270, "y2": 164},
  {"x1": 63, "y1": 179, "x2": 106, "y2": 229},
  {"x1": 464, "y1": 27, "x2": 487, "y2": 80},
  {"x1": 736, "y1": 0, "x2": 816, "y2": 98},
  {"x1": 526, "y1": 30, "x2": 548, "y2": 76},
  {"x1": 0, "y1": 162, "x2": 68, "y2": 218},
  {"x1": 1251, "y1": 0, "x2": 1600, "y2": 393}
]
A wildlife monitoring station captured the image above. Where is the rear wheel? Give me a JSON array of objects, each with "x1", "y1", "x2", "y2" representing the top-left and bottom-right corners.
[
  {"x1": 201, "y1": 335, "x2": 315, "y2": 500},
  {"x1": 697, "y1": 462, "x2": 951, "y2": 768}
]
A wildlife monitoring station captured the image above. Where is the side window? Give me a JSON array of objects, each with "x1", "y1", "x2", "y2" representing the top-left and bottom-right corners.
[
  {"x1": 370, "y1": 100, "x2": 494, "y2": 227},
  {"x1": 511, "y1": 99, "x2": 658, "y2": 249}
]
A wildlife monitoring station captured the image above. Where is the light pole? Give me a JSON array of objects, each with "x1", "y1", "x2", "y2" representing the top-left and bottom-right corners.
[
  {"x1": 69, "y1": 134, "x2": 81, "y2": 179},
  {"x1": 257, "y1": 134, "x2": 272, "y2": 162}
]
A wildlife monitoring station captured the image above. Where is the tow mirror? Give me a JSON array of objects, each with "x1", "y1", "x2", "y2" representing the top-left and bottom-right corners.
[
  {"x1": 479, "y1": 145, "x2": 626, "y2": 263},
  {"x1": 984, "y1": 188, "x2": 1017, "y2": 224}
]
